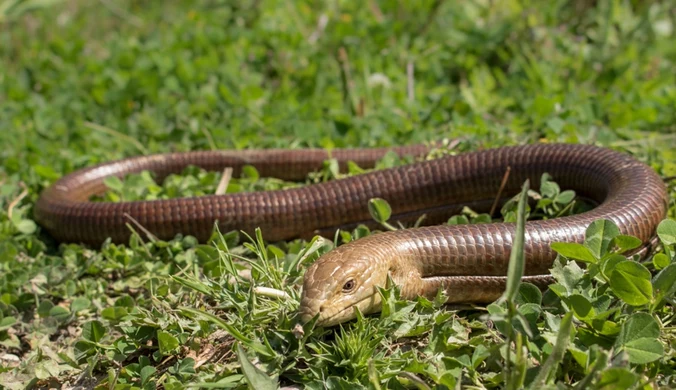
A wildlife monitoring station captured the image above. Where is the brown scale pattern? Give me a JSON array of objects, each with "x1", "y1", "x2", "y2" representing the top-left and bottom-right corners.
[
  {"x1": 36, "y1": 143, "x2": 670, "y2": 318},
  {"x1": 295, "y1": 144, "x2": 667, "y2": 313},
  {"x1": 36, "y1": 143, "x2": 667, "y2": 273}
]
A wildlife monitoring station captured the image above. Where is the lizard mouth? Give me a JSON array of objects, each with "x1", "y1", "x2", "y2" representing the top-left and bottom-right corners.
[{"x1": 315, "y1": 293, "x2": 379, "y2": 327}]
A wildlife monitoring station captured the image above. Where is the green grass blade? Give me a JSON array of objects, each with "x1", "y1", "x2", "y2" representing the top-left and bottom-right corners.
[
  {"x1": 529, "y1": 312, "x2": 574, "y2": 388},
  {"x1": 236, "y1": 344, "x2": 278, "y2": 390},
  {"x1": 505, "y1": 179, "x2": 530, "y2": 302},
  {"x1": 179, "y1": 307, "x2": 275, "y2": 358}
]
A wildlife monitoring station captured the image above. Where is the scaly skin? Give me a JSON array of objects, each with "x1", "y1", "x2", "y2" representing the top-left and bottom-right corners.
[
  {"x1": 34, "y1": 143, "x2": 668, "y2": 326},
  {"x1": 301, "y1": 225, "x2": 567, "y2": 326},
  {"x1": 296, "y1": 146, "x2": 667, "y2": 326}
]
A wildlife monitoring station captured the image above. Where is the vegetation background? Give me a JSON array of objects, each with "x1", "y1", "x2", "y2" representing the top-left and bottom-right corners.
[{"x1": 0, "y1": 0, "x2": 675, "y2": 388}]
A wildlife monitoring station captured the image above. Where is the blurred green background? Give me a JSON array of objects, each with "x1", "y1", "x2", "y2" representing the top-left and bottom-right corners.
[{"x1": 1, "y1": 0, "x2": 675, "y2": 183}]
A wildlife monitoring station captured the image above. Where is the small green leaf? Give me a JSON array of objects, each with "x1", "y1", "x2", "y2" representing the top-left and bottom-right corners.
[
  {"x1": 611, "y1": 235, "x2": 642, "y2": 253},
  {"x1": 49, "y1": 306, "x2": 70, "y2": 322},
  {"x1": 140, "y1": 365, "x2": 157, "y2": 386},
  {"x1": 540, "y1": 174, "x2": 559, "y2": 198},
  {"x1": 115, "y1": 295, "x2": 135, "y2": 308},
  {"x1": 447, "y1": 215, "x2": 469, "y2": 225},
  {"x1": 0, "y1": 316, "x2": 16, "y2": 331},
  {"x1": 592, "y1": 318, "x2": 621, "y2": 336},
  {"x1": 653, "y1": 253, "x2": 670, "y2": 270},
  {"x1": 325, "y1": 158, "x2": 340, "y2": 179},
  {"x1": 584, "y1": 219, "x2": 620, "y2": 259},
  {"x1": 550, "y1": 260, "x2": 584, "y2": 293},
  {"x1": 515, "y1": 303, "x2": 540, "y2": 338},
  {"x1": 549, "y1": 283, "x2": 570, "y2": 298},
  {"x1": 33, "y1": 164, "x2": 61, "y2": 180},
  {"x1": 536, "y1": 198, "x2": 553, "y2": 210},
  {"x1": 101, "y1": 306, "x2": 128, "y2": 320},
  {"x1": 602, "y1": 254, "x2": 627, "y2": 279},
  {"x1": 609, "y1": 261, "x2": 653, "y2": 306},
  {"x1": 0, "y1": 241, "x2": 18, "y2": 263},
  {"x1": 471, "y1": 344, "x2": 491, "y2": 370},
  {"x1": 34, "y1": 360, "x2": 61, "y2": 379},
  {"x1": 471, "y1": 214, "x2": 492, "y2": 224},
  {"x1": 623, "y1": 338, "x2": 664, "y2": 364},
  {"x1": 656, "y1": 219, "x2": 676, "y2": 245},
  {"x1": 236, "y1": 344, "x2": 278, "y2": 390},
  {"x1": 551, "y1": 242, "x2": 597, "y2": 263},
  {"x1": 38, "y1": 300, "x2": 54, "y2": 318},
  {"x1": 158, "y1": 331, "x2": 179, "y2": 356},
  {"x1": 503, "y1": 211, "x2": 517, "y2": 223},
  {"x1": 566, "y1": 294, "x2": 594, "y2": 320},
  {"x1": 616, "y1": 312, "x2": 660, "y2": 346},
  {"x1": 267, "y1": 244, "x2": 285, "y2": 260},
  {"x1": 15, "y1": 219, "x2": 37, "y2": 234},
  {"x1": 653, "y1": 263, "x2": 676, "y2": 305},
  {"x1": 171, "y1": 358, "x2": 196, "y2": 376},
  {"x1": 347, "y1": 161, "x2": 365, "y2": 175},
  {"x1": 368, "y1": 198, "x2": 392, "y2": 224},
  {"x1": 103, "y1": 176, "x2": 124, "y2": 192},
  {"x1": 82, "y1": 320, "x2": 106, "y2": 343},
  {"x1": 597, "y1": 368, "x2": 638, "y2": 389},
  {"x1": 242, "y1": 165, "x2": 260, "y2": 180},
  {"x1": 568, "y1": 344, "x2": 588, "y2": 369},
  {"x1": 555, "y1": 190, "x2": 575, "y2": 204},
  {"x1": 573, "y1": 347, "x2": 609, "y2": 389},
  {"x1": 70, "y1": 297, "x2": 91, "y2": 313},
  {"x1": 515, "y1": 283, "x2": 542, "y2": 305}
]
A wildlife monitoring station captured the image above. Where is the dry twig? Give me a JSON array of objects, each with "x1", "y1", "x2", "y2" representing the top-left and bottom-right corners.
[
  {"x1": 215, "y1": 167, "x2": 234, "y2": 195},
  {"x1": 337, "y1": 47, "x2": 357, "y2": 115},
  {"x1": 7, "y1": 182, "x2": 28, "y2": 220},
  {"x1": 490, "y1": 166, "x2": 512, "y2": 216}
]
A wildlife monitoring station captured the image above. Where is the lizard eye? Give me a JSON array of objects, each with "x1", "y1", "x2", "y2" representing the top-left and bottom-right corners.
[{"x1": 342, "y1": 279, "x2": 356, "y2": 293}]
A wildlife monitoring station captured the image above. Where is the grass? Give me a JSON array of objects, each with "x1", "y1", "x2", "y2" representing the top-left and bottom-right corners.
[{"x1": 1, "y1": 0, "x2": 675, "y2": 388}]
